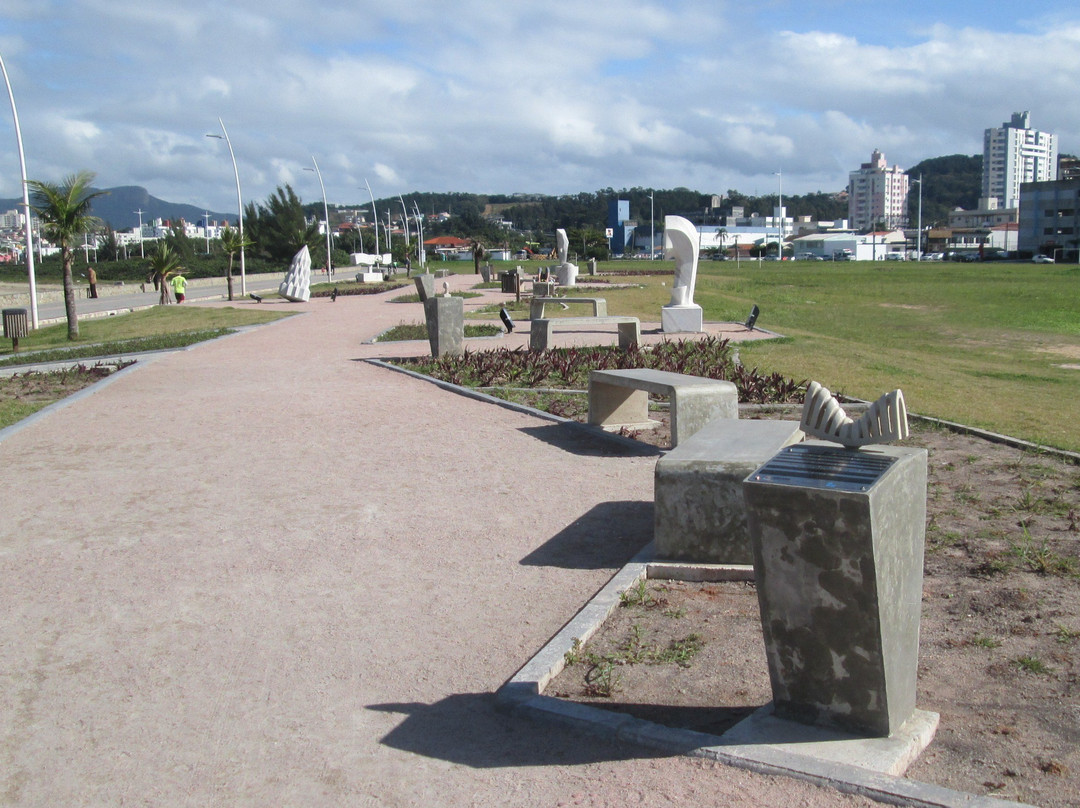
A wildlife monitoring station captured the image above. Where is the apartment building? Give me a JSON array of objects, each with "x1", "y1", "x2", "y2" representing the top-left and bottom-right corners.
[
  {"x1": 982, "y1": 111, "x2": 1058, "y2": 209},
  {"x1": 847, "y1": 150, "x2": 909, "y2": 231}
]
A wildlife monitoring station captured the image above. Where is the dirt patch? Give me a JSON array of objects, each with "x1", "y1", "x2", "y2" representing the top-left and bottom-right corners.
[
  {"x1": 549, "y1": 421, "x2": 1080, "y2": 808},
  {"x1": 0, "y1": 363, "x2": 126, "y2": 409}
]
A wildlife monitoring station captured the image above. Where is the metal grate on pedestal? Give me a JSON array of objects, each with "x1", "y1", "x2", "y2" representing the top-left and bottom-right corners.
[{"x1": 749, "y1": 444, "x2": 897, "y2": 493}]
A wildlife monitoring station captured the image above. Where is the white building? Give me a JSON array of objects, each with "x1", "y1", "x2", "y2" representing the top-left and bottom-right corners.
[
  {"x1": 847, "y1": 150, "x2": 909, "y2": 231},
  {"x1": 982, "y1": 111, "x2": 1058, "y2": 210}
]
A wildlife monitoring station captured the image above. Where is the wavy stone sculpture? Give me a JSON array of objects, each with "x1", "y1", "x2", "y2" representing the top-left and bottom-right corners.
[
  {"x1": 661, "y1": 215, "x2": 703, "y2": 333},
  {"x1": 800, "y1": 380, "x2": 909, "y2": 449},
  {"x1": 279, "y1": 245, "x2": 312, "y2": 302},
  {"x1": 554, "y1": 228, "x2": 579, "y2": 287}
]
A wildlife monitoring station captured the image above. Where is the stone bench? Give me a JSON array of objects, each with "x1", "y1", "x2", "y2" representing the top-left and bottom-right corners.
[
  {"x1": 529, "y1": 296, "x2": 607, "y2": 320},
  {"x1": 588, "y1": 369, "x2": 738, "y2": 447},
  {"x1": 654, "y1": 418, "x2": 804, "y2": 564},
  {"x1": 529, "y1": 316, "x2": 640, "y2": 352}
]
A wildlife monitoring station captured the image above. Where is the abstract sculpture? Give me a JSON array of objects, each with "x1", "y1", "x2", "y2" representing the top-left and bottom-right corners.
[
  {"x1": 279, "y1": 245, "x2": 312, "y2": 302},
  {"x1": 661, "y1": 215, "x2": 703, "y2": 332},
  {"x1": 800, "y1": 380, "x2": 909, "y2": 448},
  {"x1": 553, "y1": 229, "x2": 579, "y2": 287}
]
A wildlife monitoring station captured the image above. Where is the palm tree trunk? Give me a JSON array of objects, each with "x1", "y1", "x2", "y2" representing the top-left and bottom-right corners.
[
  {"x1": 62, "y1": 249, "x2": 79, "y2": 339},
  {"x1": 226, "y1": 256, "x2": 235, "y2": 301}
]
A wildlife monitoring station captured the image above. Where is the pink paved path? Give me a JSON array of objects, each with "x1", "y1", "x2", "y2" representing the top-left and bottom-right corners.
[{"x1": 0, "y1": 276, "x2": 869, "y2": 806}]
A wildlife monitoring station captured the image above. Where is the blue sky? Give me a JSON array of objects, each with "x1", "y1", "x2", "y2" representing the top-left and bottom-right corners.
[{"x1": 2, "y1": 0, "x2": 1079, "y2": 212}]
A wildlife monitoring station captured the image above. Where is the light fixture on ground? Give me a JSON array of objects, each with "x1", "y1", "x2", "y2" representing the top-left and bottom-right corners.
[
  {"x1": 206, "y1": 118, "x2": 246, "y2": 295},
  {"x1": 1, "y1": 51, "x2": 38, "y2": 329}
]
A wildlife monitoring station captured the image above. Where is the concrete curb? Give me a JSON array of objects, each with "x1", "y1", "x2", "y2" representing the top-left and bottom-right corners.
[{"x1": 496, "y1": 556, "x2": 1035, "y2": 808}]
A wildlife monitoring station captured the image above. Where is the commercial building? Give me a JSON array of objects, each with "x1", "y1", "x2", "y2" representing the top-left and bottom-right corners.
[
  {"x1": 847, "y1": 150, "x2": 909, "y2": 231},
  {"x1": 1017, "y1": 179, "x2": 1080, "y2": 261},
  {"x1": 982, "y1": 111, "x2": 1058, "y2": 209}
]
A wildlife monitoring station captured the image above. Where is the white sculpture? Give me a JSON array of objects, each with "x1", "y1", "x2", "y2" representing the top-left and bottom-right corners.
[
  {"x1": 554, "y1": 228, "x2": 579, "y2": 287},
  {"x1": 661, "y1": 215, "x2": 704, "y2": 333},
  {"x1": 800, "y1": 381, "x2": 909, "y2": 449},
  {"x1": 279, "y1": 245, "x2": 312, "y2": 302}
]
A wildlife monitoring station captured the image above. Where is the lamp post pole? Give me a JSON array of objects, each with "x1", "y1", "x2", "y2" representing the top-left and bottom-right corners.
[
  {"x1": 364, "y1": 179, "x2": 379, "y2": 257},
  {"x1": 413, "y1": 202, "x2": 425, "y2": 269},
  {"x1": 206, "y1": 118, "x2": 246, "y2": 295},
  {"x1": 649, "y1": 192, "x2": 655, "y2": 260},
  {"x1": 305, "y1": 157, "x2": 332, "y2": 279},
  {"x1": 1, "y1": 51, "x2": 38, "y2": 328},
  {"x1": 134, "y1": 209, "x2": 145, "y2": 258},
  {"x1": 775, "y1": 169, "x2": 783, "y2": 259}
]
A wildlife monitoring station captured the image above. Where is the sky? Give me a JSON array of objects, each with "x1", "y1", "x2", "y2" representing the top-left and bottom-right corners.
[{"x1": 2, "y1": 0, "x2": 1080, "y2": 214}]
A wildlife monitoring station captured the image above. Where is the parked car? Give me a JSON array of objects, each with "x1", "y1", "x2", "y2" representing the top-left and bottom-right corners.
[
  {"x1": 796, "y1": 252, "x2": 823, "y2": 261},
  {"x1": 884, "y1": 253, "x2": 906, "y2": 261},
  {"x1": 1033, "y1": 254, "x2": 1056, "y2": 263}
]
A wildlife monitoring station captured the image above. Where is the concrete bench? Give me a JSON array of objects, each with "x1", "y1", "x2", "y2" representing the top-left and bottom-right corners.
[
  {"x1": 654, "y1": 418, "x2": 804, "y2": 564},
  {"x1": 529, "y1": 316, "x2": 640, "y2": 351},
  {"x1": 588, "y1": 369, "x2": 738, "y2": 447},
  {"x1": 529, "y1": 297, "x2": 607, "y2": 320}
]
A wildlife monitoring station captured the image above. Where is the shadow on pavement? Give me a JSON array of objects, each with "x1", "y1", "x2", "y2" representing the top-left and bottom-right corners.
[
  {"x1": 520, "y1": 501, "x2": 653, "y2": 569},
  {"x1": 368, "y1": 692, "x2": 668, "y2": 767},
  {"x1": 518, "y1": 423, "x2": 662, "y2": 457}
]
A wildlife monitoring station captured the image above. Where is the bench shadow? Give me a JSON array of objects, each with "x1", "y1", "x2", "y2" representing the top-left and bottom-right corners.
[
  {"x1": 520, "y1": 501, "x2": 653, "y2": 569},
  {"x1": 517, "y1": 423, "x2": 662, "y2": 457},
  {"x1": 368, "y1": 693, "x2": 668, "y2": 767}
]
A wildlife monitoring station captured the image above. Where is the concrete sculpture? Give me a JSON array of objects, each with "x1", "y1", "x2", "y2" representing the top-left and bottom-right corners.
[
  {"x1": 279, "y1": 245, "x2": 312, "y2": 302},
  {"x1": 661, "y1": 215, "x2": 704, "y2": 332},
  {"x1": 800, "y1": 381, "x2": 908, "y2": 448},
  {"x1": 554, "y1": 229, "x2": 579, "y2": 287}
]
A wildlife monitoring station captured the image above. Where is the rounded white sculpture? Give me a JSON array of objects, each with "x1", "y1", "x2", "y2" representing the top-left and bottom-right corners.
[
  {"x1": 554, "y1": 228, "x2": 579, "y2": 287},
  {"x1": 661, "y1": 215, "x2": 703, "y2": 332},
  {"x1": 279, "y1": 245, "x2": 312, "y2": 302},
  {"x1": 800, "y1": 380, "x2": 909, "y2": 449}
]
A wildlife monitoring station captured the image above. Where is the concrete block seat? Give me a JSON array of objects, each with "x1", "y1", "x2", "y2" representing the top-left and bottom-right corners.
[
  {"x1": 529, "y1": 297, "x2": 607, "y2": 320},
  {"x1": 529, "y1": 316, "x2": 640, "y2": 351},
  {"x1": 588, "y1": 369, "x2": 738, "y2": 447},
  {"x1": 654, "y1": 417, "x2": 804, "y2": 564}
]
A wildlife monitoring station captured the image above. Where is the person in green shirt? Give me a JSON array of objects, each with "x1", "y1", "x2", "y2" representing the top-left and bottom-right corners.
[{"x1": 170, "y1": 270, "x2": 188, "y2": 303}]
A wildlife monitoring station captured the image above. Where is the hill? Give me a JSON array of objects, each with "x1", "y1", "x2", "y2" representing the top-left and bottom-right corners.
[
  {"x1": 0, "y1": 186, "x2": 235, "y2": 231},
  {"x1": 906, "y1": 154, "x2": 983, "y2": 226}
]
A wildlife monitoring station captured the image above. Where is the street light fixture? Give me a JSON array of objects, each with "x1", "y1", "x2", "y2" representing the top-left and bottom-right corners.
[
  {"x1": 206, "y1": 118, "x2": 246, "y2": 295},
  {"x1": 304, "y1": 156, "x2": 333, "y2": 279},
  {"x1": 1, "y1": 51, "x2": 38, "y2": 328}
]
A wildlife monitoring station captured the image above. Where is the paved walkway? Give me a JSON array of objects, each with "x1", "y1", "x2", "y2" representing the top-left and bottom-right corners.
[{"x1": 0, "y1": 277, "x2": 870, "y2": 806}]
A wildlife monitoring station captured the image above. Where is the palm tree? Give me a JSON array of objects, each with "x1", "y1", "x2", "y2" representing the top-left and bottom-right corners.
[
  {"x1": 218, "y1": 225, "x2": 252, "y2": 301},
  {"x1": 27, "y1": 171, "x2": 108, "y2": 339},
  {"x1": 147, "y1": 242, "x2": 181, "y2": 305}
]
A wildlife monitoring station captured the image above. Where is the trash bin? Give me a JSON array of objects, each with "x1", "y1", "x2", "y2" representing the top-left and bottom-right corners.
[
  {"x1": 2, "y1": 308, "x2": 29, "y2": 351},
  {"x1": 499, "y1": 271, "x2": 518, "y2": 293},
  {"x1": 743, "y1": 442, "x2": 928, "y2": 736}
]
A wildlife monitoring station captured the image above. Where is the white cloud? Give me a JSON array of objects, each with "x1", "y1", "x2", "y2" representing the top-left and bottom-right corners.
[{"x1": 1, "y1": 1, "x2": 1080, "y2": 209}]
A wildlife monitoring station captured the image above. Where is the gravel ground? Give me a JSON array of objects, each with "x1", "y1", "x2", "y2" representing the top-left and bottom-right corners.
[{"x1": 0, "y1": 275, "x2": 873, "y2": 807}]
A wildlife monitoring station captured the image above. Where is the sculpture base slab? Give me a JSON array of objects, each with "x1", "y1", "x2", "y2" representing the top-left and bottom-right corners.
[
  {"x1": 662, "y1": 304, "x2": 703, "y2": 333},
  {"x1": 355, "y1": 272, "x2": 384, "y2": 283},
  {"x1": 555, "y1": 265, "x2": 578, "y2": 286},
  {"x1": 723, "y1": 704, "x2": 939, "y2": 777}
]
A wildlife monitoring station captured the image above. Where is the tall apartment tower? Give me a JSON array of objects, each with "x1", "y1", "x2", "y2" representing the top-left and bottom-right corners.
[
  {"x1": 847, "y1": 149, "x2": 909, "y2": 231},
  {"x1": 982, "y1": 111, "x2": 1058, "y2": 209}
]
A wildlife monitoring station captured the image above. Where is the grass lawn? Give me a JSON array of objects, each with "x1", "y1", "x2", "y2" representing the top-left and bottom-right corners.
[{"x1": 586, "y1": 259, "x2": 1080, "y2": 452}]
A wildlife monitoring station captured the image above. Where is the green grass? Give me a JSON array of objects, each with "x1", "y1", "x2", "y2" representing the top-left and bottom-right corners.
[
  {"x1": 377, "y1": 322, "x2": 502, "y2": 341},
  {"x1": 0, "y1": 307, "x2": 292, "y2": 360},
  {"x1": 581, "y1": 259, "x2": 1080, "y2": 452}
]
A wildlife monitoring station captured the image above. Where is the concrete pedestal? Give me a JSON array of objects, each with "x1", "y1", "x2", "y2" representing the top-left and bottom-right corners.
[
  {"x1": 743, "y1": 442, "x2": 928, "y2": 737},
  {"x1": 661, "y1": 304, "x2": 703, "y2": 333},
  {"x1": 555, "y1": 264, "x2": 578, "y2": 286},
  {"x1": 423, "y1": 296, "x2": 464, "y2": 357}
]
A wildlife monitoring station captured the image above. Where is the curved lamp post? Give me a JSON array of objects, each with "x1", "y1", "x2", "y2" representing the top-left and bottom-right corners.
[
  {"x1": 0, "y1": 51, "x2": 38, "y2": 328},
  {"x1": 304, "y1": 156, "x2": 332, "y2": 278},
  {"x1": 206, "y1": 118, "x2": 246, "y2": 295},
  {"x1": 364, "y1": 179, "x2": 379, "y2": 257}
]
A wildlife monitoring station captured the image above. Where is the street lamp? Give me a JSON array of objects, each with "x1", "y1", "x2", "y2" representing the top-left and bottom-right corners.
[
  {"x1": 774, "y1": 170, "x2": 783, "y2": 259},
  {"x1": 364, "y1": 179, "x2": 379, "y2": 257},
  {"x1": 1, "y1": 51, "x2": 38, "y2": 328},
  {"x1": 304, "y1": 156, "x2": 332, "y2": 279},
  {"x1": 649, "y1": 192, "x2": 655, "y2": 260},
  {"x1": 911, "y1": 174, "x2": 923, "y2": 260},
  {"x1": 134, "y1": 208, "x2": 145, "y2": 258},
  {"x1": 206, "y1": 118, "x2": 246, "y2": 295}
]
